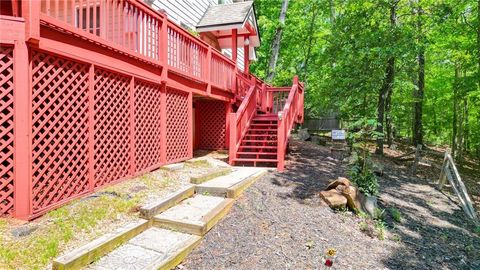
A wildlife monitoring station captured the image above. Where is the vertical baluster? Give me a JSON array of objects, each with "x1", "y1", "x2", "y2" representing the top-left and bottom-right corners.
[
  {"x1": 54, "y1": 0, "x2": 59, "y2": 19},
  {"x1": 121, "y1": 0, "x2": 125, "y2": 48},
  {"x1": 86, "y1": 0, "x2": 90, "y2": 33},
  {"x1": 79, "y1": 0, "x2": 83, "y2": 30},
  {"x1": 105, "y1": 0, "x2": 110, "y2": 41},
  {"x1": 63, "y1": 0, "x2": 67, "y2": 23},
  {"x1": 147, "y1": 15, "x2": 151, "y2": 58},
  {"x1": 45, "y1": 0, "x2": 50, "y2": 15},
  {"x1": 117, "y1": 0, "x2": 121, "y2": 45},
  {"x1": 93, "y1": 0, "x2": 97, "y2": 35},
  {"x1": 71, "y1": 0, "x2": 75, "y2": 25},
  {"x1": 112, "y1": 0, "x2": 116, "y2": 44},
  {"x1": 126, "y1": 3, "x2": 130, "y2": 50}
]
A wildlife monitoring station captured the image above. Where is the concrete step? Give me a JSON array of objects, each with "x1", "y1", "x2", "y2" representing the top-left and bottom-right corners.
[
  {"x1": 85, "y1": 227, "x2": 201, "y2": 270},
  {"x1": 195, "y1": 167, "x2": 266, "y2": 198},
  {"x1": 153, "y1": 195, "x2": 234, "y2": 236},
  {"x1": 139, "y1": 185, "x2": 195, "y2": 220},
  {"x1": 52, "y1": 220, "x2": 150, "y2": 270}
]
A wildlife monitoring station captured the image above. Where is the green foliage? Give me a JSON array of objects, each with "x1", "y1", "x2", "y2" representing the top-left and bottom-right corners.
[
  {"x1": 389, "y1": 207, "x2": 402, "y2": 223},
  {"x1": 347, "y1": 119, "x2": 379, "y2": 196},
  {"x1": 251, "y1": 0, "x2": 480, "y2": 160}
]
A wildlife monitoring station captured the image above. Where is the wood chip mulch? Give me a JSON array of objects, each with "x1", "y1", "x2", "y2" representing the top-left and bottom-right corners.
[{"x1": 178, "y1": 139, "x2": 480, "y2": 270}]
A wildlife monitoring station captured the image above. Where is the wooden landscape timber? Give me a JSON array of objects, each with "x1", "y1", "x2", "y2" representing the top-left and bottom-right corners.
[{"x1": 437, "y1": 151, "x2": 478, "y2": 222}]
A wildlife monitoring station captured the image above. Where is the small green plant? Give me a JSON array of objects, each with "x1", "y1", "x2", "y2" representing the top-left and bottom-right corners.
[
  {"x1": 391, "y1": 234, "x2": 401, "y2": 242},
  {"x1": 375, "y1": 220, "x2": 386, "y2": 240},
  {"x1": 347, "y1": 119, "x2": 380, "y2": 197},
  {"x1": 389, "y1": 208, "x2": 402, "y2": 223},
  {"x1": 373, "y1": 208, "x2": 385, "y2": 221},
  {"x1": 473, "y1": 226, "x2": 480, "y2": 236}
]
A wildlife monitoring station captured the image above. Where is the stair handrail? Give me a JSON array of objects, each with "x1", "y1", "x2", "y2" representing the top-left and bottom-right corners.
[
  {"x1": 229, "y1": 76, "x2": 258, "y2": 165},
  {"x1": 276, "y1": 76, "x2": 304, "y2": 171}
]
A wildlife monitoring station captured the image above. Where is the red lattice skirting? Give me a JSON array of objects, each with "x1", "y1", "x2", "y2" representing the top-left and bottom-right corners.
[
  {"x1": 0, "y1": 45, "x2": 15, "y2": 216},
  {"x1": 3, "y1": 48, "x2": 195, "y2": 218},
  {"x1": 195, "y1": 100, "x2": 226, "y2": 150}
]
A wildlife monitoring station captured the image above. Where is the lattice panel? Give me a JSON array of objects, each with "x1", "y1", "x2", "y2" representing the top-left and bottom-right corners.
[
  {"x1": 134, "y1": 80, "x2": 162, "y2": 172},
  {"x1": 94, "y1": 69, "x2": 131, "y2": 187},
  {"x1": 196, "y1": 100, "x2": 226, "y2": 150},
  {"x1": 31, "y1": 51, "x2": 90, "y2": 213},
  {"x1": 166, "y1": 89, "x2": 189, "y2": 162},
  {"x1": 0, "y1": 46, "x2": 14, "y2": 216}
]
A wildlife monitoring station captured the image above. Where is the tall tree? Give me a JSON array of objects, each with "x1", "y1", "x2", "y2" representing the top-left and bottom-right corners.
[
  {"x1": 376, "y1": 0, "x2": 397, "y2": 154},
  {"x1": 413, "y1": 0, "x2": 425, "y2": 146},
  {"x1": 266, "y1": 0, "x2": 289, "y2": 82}
]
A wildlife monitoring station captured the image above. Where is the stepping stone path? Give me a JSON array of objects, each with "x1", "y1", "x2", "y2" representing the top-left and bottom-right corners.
[{"x1": 52, "y1": 167, "x2": 266, "y2": 270}]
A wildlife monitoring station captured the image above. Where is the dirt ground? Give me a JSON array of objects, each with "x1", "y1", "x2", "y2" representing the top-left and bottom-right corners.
[{"x1": 179, "y1": 139, "x2": 480, "y2": 270}]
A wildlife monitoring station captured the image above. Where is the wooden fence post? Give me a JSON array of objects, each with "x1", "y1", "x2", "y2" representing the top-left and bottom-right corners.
[{"x1": 411, "y1": 144, "x2": 422, "y2": 174}]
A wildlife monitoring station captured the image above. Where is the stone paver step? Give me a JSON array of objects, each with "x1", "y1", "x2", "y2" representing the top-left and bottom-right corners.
[
  {"x1": 195, "y1": 167, "x2": 266, "y2": 198},
  {"x1": 86, "y1": 227, "x2": 201, "y2": 270},
  {"x1": 153, "y1": 195, "x2": 234, "y2": 236}
]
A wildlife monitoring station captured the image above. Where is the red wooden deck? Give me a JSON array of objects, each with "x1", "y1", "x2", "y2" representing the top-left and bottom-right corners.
[{"x1": 0, "y1": 0, "x2": 303, "y2": 220}]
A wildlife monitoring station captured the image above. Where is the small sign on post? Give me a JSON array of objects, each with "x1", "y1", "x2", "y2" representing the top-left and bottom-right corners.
[
  {"x1": 331, "y1": 130, "x2": 347, "y2": 157},
  {"x1": 332, "y1": 130, "x2": 346, "y2": 140}
]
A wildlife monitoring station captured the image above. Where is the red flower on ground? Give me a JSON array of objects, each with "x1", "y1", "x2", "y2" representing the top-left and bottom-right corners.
[{"x1": 325, "y1": 259, "x2": 333, "y2": 267}]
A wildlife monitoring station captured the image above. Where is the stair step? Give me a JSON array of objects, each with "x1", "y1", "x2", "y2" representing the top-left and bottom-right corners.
[
  {"x1": 245, "y1": 134, "x2": 277, "y2": 137},
  {"x1": 241, "y1": 140, "x2": 277, "y2": 143},
  {"x1": 247, "y1": 129, "x2": 277, "y2": 132},
  {"x1": 195, "y1": 168, "x2": 266, "y2": 198},
  {"x1": 239, "y1": 145, "x2": 277, "y2": 149},
  {"x1": 250, "y1": 124, "x2": 278, "y2": 127},
  {"x1": 154, "y1": 195, "x2": 234, "y2": 236},
  {"x1": 53, "y1": 220, "x2": 150, "y2": 270},
  {"x1": 233, "y1": 158, "x2": 279, "y2": 163},
  {"x1": 237, "y1": 152, "x2": 277, "y2": 156},
  {"x1": 85, "y1": 228, "x2": 201, "y2": 270}
]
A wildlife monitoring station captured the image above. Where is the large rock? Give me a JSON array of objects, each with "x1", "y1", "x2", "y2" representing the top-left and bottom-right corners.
[
  {"x1": 297, "y1": 128, "x2": 310, "y2": 141},
  {"x1": 325, "y1": 177, "x2": 351, "y2": 191},
  {"x1": 320, "y1": 190, "x2": 347, "y2": 209},
  {"x1": 341, "y1": 185, "x2": 361, "y2": 211}
]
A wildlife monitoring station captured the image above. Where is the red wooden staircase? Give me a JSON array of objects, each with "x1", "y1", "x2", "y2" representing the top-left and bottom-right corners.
[
  {"x1": 233, "y1": 114, "x2": 279, "y2": 166},
  {"x1": 229, "y1": 76, "x2": 304, "y2": 171}
]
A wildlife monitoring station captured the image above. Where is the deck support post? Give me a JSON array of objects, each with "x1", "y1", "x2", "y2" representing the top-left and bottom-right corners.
[
  {"x1": 13, "y1": 38, "x2": 31, "y2": 220},
  {"x1": 88, "y1": 64, "x2": 95, "y2": 191},
  {"x1": 160, "y1": 82, "x2": 167, "y2": 164}
]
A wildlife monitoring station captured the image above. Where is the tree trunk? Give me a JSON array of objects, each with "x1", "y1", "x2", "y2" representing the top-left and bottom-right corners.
[
  {"x1": 329, "y1": 0, "x2": 335, "y2": 25},
  {"x1": 385, "y1": 80, "x2": 394, "y2": 147},
  {"x1": 452, "y1": 67, "x2": 459, "y2": 158},
  {"x1": 302, "y1": 1, "x2": 319, "y2": 83},
  {"x1": 376, "y1": 2, "x2": 397, "y2": 154},
  {"x1": 266, "y1": 0, "x2": 289, "y2": 82},
  {"x1": 413, "y1": 1, "x2": 425, "y2": 146},
  {"x1": 376, "y1": 57, "x2": 395, "y2": 154},
  {"x1": 477, "y1": 0, "x2": 480, "y2": 90}
]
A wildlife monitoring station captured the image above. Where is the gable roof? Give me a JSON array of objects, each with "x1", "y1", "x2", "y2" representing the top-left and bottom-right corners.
[{"x1": 196, "y1": 1, "x2": 254, "y2": 30}]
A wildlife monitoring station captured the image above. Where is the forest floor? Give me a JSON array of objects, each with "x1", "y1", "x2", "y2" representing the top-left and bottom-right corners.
[{"x1": 179, "y1": 139, "x2": 480, "y2": 270}]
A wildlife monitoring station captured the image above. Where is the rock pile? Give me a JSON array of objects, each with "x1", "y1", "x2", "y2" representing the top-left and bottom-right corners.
[{"x1": 319, "y1": 177, "x2": 361, "y2": 211}]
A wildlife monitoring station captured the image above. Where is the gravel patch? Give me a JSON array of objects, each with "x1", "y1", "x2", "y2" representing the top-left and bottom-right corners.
[{"x1": 179, "y1": 139, "x2": 480, "y2": 269}]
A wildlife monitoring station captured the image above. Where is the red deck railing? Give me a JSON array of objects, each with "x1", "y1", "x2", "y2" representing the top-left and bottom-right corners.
[
  {"x1": 277, "y1": 77, "x2": 304, "y2": 171},
  {"x1": 37, "y1": 0, "x2": 237, "y2": 92},
  {"x1": 0, "y1": 0, "x2": 303, "y2": 219},
  {"x1": 228, "y1": 76, "x2": 304, "y2": 171}
]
